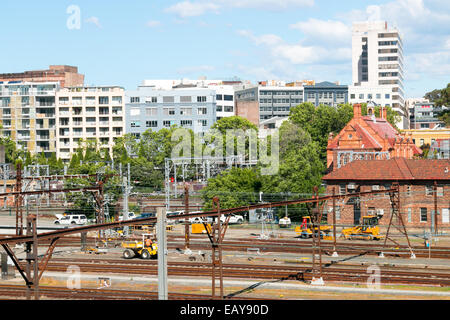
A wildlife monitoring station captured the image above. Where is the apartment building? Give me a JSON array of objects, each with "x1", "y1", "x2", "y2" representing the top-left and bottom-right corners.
[
  {"x1": 125, "y1": 86, "x2": 216, "y2": 137},
  {"x1": 55, "y1": 86, "x2": 125, "y2": 161},
  {"x1": 304, "y1": 81, "x2": 348, "y2": 107},
  {"x1": 409, "y1": 102, "x2": 447, "y2": 129},
  {"x1": 0, "y1": 81, "x2": 58, "y2": 156},
  {"x1": 0, "y1": 65, "x2": 84, "y2": 88},
  {"x1": 235, "y1": 85, "x2": 304, "y2": 126},
  {"x1": 349, "y1": 21, "x2": 406, "y2": 129}
]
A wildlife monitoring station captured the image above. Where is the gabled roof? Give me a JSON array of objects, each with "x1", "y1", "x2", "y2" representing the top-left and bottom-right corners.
[{"x1": 322, "y1": 158, "x2": 450, "y2": 181}]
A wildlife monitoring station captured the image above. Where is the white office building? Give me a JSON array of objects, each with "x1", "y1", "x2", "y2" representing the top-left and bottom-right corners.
[{"x1": 349, "y1": 21, "x2": 406, "y2": 129}]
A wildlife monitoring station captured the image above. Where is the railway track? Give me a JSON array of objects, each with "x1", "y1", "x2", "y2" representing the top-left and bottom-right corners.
[
  {"x1": 21, "y1": 258, "x2": 450, "y2": 287},
  {"x1": 0, "y1": 284, "x2": 248, "y2": 300}
]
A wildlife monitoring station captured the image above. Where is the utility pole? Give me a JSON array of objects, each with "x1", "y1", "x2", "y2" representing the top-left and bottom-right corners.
[
  {"x1": 434, "y1": 181, "x2": 438, "y2": 236},
  {"x1": 123, "y1": 163, "x2": 131, "y2": 236},
  {"x1": 332, "y1": 187, "x2": 338, "y2": 257},
  {"x1": 184, "y1": 184, "x2": 190, "y2": 251},
  {"x1": 157, "y1": 207, "x2": 168, "y2": 300}
]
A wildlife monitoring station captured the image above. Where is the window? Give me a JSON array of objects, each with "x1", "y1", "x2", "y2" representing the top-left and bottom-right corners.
[
  {"x1": 216, "y1": 94, "x2": 223, "y2": 100},
  {"x1": 420, "y1": 208, "x2": 427, "y2": 222},
  {"x1": 339, "y1": 184, "x2": 346, "y2": 195},
  {"x1": 198, "y1": 107, "x2": 208, "y2": 115},
  {"x1": 437, "y1": 187, "x2": 444, "y2": 197},
  {"x1": 163, "y1": 96, "x2": 174, "y2": 103},
  {"x1": 336, "y1": 206, "x2": 341, "y2": 220},
  {"x1": 197, "y1": 96, "x2": 207, "y2": 102},
  {"x1": 146, "y1": 121, "x2": 157, "y2": 128},
  {"x1": 130, "y1": 108, "x2": 140, "y2": 116},
  {"x1": 181, "y1": 120, "x2": 192, "y2": 127},
  {"x1": 145, "y1": 108, "x2": 157, "y2": 116},
  {"x1": 376, "y1": 94, "x2": 381, "y2": 99},
  {"x1": 163, "y1": 107, "x2": 175, "y2": 116},
  {"x1": 425, "y1": 185, "x2": 433, "y2": 196},
  {"x1": 368, "y1": 94, "x2": 373, "y2": 99},
  {"x1": 130, "y1": 97, "x2": 140, "y2": 103},
  {"x1": 180, "y1": 107, "x2": 192, "y2": 116},
  {"x1": 385, "y1": 94, "x2": 390, "y2": 99},
  {"x1": 408, "y1": 208, "x2": 412, "y2": 223},
  {"x1": 224, "y1": 106, "x2": 233, "y2": 113},
  {"x1": 180, "y1": 96, "x2": 191, "y2": 103},
  {"x1": 198, "y1": 119, "x2": 208, "y2": 127},
  {"x1": 224, "y1": 95, "x2": 233, "y2": 101},
  {"x1": 216, "y1": 105, "x2": 223, "y2": 112},
  {"x1": 130, "y1": 121, "x2": 141, "y2": 128},
  {"x1": 99, "y1": 96, "x2": 109, "y2": 104},
  {"x1": 350, "y1": 94, "x2": 355, "y2": 99},
  {"x1": 359, "y1": 94, "x2": 364, "y2": 99},
  {"x1": 163, "y1": 120, "x2": 171, "y2": 127},
  {"x1": 151, "y1": 97, "x2": 158, "y2": 103}
]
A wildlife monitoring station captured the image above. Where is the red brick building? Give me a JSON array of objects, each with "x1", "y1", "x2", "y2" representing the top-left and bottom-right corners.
[
  {"x1": 322, "y1": 158, "x2": 450, "y2": 230},
  {"x1": 0, "y1": 65, "x2": 84, "y2": 88},
  {"x1": 327, "y1": 104, "x2": 421, "y2": 171}
]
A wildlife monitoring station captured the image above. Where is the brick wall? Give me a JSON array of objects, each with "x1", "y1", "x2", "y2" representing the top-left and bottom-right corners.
[{"x1": 325, "y1": 182, "x2": 450, "y2": 229}]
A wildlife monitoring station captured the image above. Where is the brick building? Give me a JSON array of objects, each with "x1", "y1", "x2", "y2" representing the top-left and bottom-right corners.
[
  {"x1": 327, "y1": 104, "x2": 422, "y2": 171},
  {"x1": 322, "y1": 158, "x2": 450, "y2": 230},
  {"x1": 0, "y1": 65, "x2": 84, "y2": 88}
]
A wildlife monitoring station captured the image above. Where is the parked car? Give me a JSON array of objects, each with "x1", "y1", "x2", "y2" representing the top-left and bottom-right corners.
[
  {"x1": 119, "y1": 212, "x2": 137, "y2": 221},
  {"x1": 167, "y1": 211, "x2": 184, "y2": 224},
  {"x1": 220, "y1": 214, "x2": 244, "y2": 225},
  {"x1": 189, "y1": 213, "x2": 213, "y2": 224},
  {"x1": 54, "y1": 215, "x2": 87, "y2": 225}
]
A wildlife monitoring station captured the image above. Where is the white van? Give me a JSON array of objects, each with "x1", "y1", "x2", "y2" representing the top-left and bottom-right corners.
[{"x1": 54, "y1": 215, "x2": 87, "y2": 225}]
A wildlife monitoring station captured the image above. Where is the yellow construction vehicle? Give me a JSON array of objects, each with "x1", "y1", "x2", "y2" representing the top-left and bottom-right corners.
[
  {"x1": 121, "y1": 234, "x2": 158, "y2": 259},
  {"x1": 295, "y1": 216, "x2": 333, "y2": 240},
  {"x1": 341, "y1": 216, "x2": 384, "y2": 240}
]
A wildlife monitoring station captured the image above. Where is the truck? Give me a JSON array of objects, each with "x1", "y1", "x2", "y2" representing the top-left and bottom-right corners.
[
  {"x1": 121, "y1": 234, "x2": 158, "y2": 259},
  {"x1": 295, "y1": 216, "x2": 333, "y2": 239}
]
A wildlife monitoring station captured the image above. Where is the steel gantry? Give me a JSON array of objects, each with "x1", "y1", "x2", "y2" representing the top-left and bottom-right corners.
[{"x1": 0, "y1": 183, "x2": 414, "y2": 300}]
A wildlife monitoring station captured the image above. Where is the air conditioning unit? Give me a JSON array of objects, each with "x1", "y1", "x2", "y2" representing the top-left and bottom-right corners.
[{"x1": 348, "y1": 183, "x2": 357, "y2": 190}]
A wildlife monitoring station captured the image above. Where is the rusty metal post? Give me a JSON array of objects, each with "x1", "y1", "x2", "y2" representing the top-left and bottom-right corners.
[
  {"x1": 25, "y1": 215, "x2": 38, "y2": 300},
  {"x1": 332, "y1": 187, "x2": 338, "y2": 257},
  {"x1": 184, "y1": 184, "x2": 190, "y2": 250},
  {"x1": 15, "y1": 162, "x2": 23, "y2": 236},
  {"x1": 434, "y1": 181, "x2": 438, "y2": 236}
]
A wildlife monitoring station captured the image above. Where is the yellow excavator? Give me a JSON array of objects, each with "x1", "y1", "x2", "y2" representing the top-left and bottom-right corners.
[
  {"x1": 121, "y1": 234, "x2": 158, "y2": 259},
  {"x1": 341, "y1": 215, "x2": 384, "y2": 240},
  {"x1": 295, "y1": 216, "x2": 333, "y2": 240}
]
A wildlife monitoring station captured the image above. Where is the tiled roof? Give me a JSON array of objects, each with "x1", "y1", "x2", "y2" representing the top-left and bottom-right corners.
[{"x1": 322, "y1": 158, "x2": 450, "y2": 181}]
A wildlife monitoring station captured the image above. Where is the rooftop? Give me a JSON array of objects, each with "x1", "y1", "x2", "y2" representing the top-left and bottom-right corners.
[{"x1": 323, "y1": 158, "x2": 450, "y2": 181}]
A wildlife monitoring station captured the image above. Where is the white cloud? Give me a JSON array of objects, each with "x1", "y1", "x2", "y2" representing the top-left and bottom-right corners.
[
  {"x1": 290, "y1": 19, "x2": 351, "y2": 45},
  {"x1": 85, "y1": 16, "x2": 102, "y2": 29},
  {"x1": 165, "y1": 0, "x2": 314, "y2": 18},
  {"x1": 146, "y1": 20, "x2": 161, "y2": 28},
  {"x1": 164, "y1": 1, "x2": 220, "y2": 18},
  {"x1": 238, "y1": 29, "x2": 350, "y2": 66}
]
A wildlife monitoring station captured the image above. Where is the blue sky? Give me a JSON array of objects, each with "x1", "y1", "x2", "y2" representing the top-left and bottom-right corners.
[{"x1": 0, "y1": 0, "x2": 448, "y2": 98}]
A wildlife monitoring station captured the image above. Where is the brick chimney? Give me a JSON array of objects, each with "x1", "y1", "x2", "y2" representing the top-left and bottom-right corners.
[
  {"x1": 353, "y1": 103, "x2": 362, "y2": 119},
  {"x1": 381, "y1": 106, "x2": 387, "y2": 120}
]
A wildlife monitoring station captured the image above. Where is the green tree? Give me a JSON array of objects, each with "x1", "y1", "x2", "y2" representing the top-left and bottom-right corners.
[
  {"x1": 289, "y1": 102, "x2": 353, "y2": 162},
  {"x1": 201, "y1": 167, "x2": 262, "y2": 210},
  {"x1": 424, "y1": 83, "x2": 450, "y2": 107}
]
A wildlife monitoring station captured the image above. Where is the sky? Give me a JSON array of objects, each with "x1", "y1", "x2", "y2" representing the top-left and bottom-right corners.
[{"x1": 0, "y1": 0, "x2": 448, "y2": 98}]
